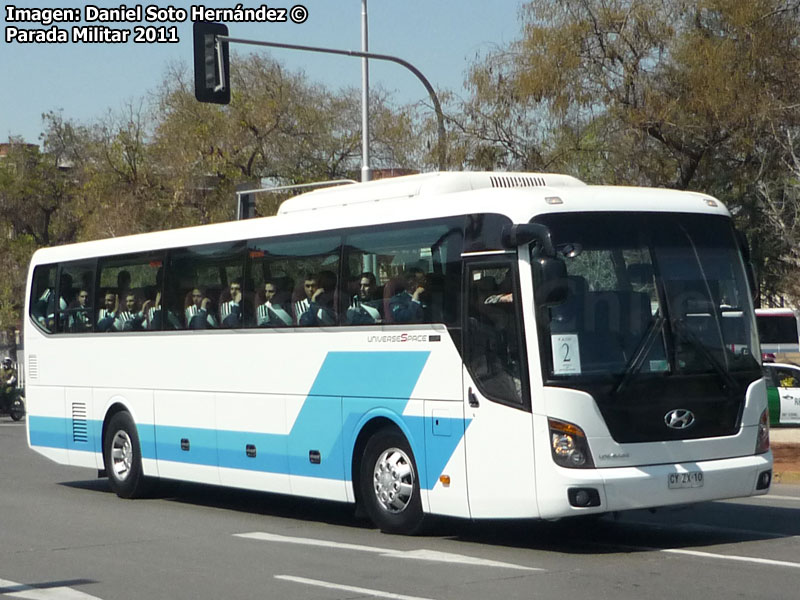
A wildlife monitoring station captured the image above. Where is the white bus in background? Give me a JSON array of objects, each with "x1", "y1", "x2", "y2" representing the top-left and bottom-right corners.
[
  {"x1": 24, "y1": 171, "x2": 773, "y2": 534},
  {"x1": 755, "y1": 307, "x2": 800, "y2": 357}
]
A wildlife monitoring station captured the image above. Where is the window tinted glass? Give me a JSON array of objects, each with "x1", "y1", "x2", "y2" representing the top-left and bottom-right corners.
[
  {"x1": 29, "y1": 264, "x2": 57, "y2": 333},
  {"x1": 465, "y1": 262, "x2": 525, "y2": 404},
  {"x1": 756, "y1": 315, "x2": 799, "y2": 344},
  {"x1": 343, "y1": 219, "x2": 463, "y2": 326},
  {"x1": 247, "y1": 234, "x2": 341, "y2": 328},
  {"x1": 97, "y1": 252, "x2": 165, "y2": 332},
  {"x1": 57, "y1": 261, "x2": 95, "y2": 333},
  {"x1": 165, "y1": 242, "x2": 246, "y2": 330}
]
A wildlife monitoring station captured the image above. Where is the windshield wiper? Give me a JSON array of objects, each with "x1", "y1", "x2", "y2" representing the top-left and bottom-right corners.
[
  {"x1": 671, "y1": 318, "x2": 739, "y2": 394},
  {"x1": 612, "y1": 312, "x2": 666, "y2": 396}
]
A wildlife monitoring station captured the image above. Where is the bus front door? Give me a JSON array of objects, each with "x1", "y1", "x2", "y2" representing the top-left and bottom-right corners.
[{"x1": 461, "y1": 260, "x2": 538, "y2": 519}]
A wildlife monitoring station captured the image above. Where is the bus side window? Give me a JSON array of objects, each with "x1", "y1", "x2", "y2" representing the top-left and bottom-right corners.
[
  {"x1": 465, "y1": 263, "x2": 525, "y2": 405},
  {"x1": 167, "y1": 242, "x2": 246, "y2": 330},
  {"x1": 57, "y1": 262, "x2": 95, "y2": 334},
  {"x1": 342, "y1": 218, "x2": 463, "y2": 328},
  {"x1": 30, "y1": 264, "x2": 58, "y2": 333},
  {"x1": 247, "y1": 233, "x2": 342, "y2": 328}
]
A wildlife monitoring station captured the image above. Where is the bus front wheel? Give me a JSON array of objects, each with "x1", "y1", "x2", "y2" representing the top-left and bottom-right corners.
[
  {"x1": 359, "y1": 429, "x2": 424, "y2": 535},
  {"x1": 103, "y1": 411, "x2": 150, "y2": 499}
]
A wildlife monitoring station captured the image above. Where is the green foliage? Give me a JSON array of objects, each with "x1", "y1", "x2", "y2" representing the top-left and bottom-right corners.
[
  {"x1": 0, "y1": 53, "x2": 428, "y2": 331},
  {"x1": 453, "y1": 0, "x2": 800, "y2": 301}
]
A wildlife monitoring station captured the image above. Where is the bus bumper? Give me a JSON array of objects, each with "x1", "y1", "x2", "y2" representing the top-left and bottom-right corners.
[{"x1": 536, "y1": 451, "x2": 773, "y2": 519}]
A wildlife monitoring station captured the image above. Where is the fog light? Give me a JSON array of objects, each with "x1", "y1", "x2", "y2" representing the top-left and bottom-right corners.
[
  {"x1": 568, "y1": 487, "x2": 601, "y2": 507},
  {"x1": 756, "y1": 470, "x2": 772, "y2": 490}
]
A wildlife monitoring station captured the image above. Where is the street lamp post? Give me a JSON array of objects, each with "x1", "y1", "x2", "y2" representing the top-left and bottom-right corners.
[{"x1": 361, "y1": 0, "x2": 371, "y2": 182}]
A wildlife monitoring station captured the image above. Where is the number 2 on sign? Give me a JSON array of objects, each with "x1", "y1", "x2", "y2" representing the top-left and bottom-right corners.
[{"x1": 552, "y1": 334, "x2": 581, "y2": 375}]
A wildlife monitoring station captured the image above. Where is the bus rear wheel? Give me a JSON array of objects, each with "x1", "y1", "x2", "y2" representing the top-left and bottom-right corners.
[
  {"x1": 359, "y1": 429, "x2": 424, "y2": 535},
  {"x1": 103, "y1": 411, "x2": 150, "y2": 498}
]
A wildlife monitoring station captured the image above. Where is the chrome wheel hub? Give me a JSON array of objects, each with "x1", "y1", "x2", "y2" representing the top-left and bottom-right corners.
[
  {"x1": 373, "y1": 447, "x2": 414, "y2": 514},
  {"x1": 110, "y1": 430, "x2": 133, "y2": 482}
]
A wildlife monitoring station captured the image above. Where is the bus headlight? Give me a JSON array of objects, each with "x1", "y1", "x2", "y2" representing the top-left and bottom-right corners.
[
  {"x1": 755, "y1": 408, "x2": 770, "y2": 454},
  {"x1": 548, "y1": 418, "x2": 595, "y2": 468}
]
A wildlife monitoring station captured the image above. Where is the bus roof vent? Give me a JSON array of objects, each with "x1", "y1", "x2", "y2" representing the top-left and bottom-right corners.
[
  {"x1": 277, "y1": 171, "x2": 586, "y2": 215},
  {"x1": 490, "y1": 175, "x2": 547, "y2": 188}
]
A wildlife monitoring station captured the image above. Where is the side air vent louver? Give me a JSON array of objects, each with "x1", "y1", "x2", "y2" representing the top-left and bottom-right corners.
[
  {"x1": 72, "y1": 402, "x2": 88, "y2": 443},
  {"x1": 490, "y1": 175, "x2": 547, "y2": 188},
  {"x1": 28, "y1": 355, "x2": 38, "y2": 380}
]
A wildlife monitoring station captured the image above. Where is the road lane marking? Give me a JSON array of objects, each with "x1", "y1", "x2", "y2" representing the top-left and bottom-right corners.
[
  {"x1": 757, "y1": 494, "x2": 800, "y2": 502},
  {"x1": 236, "y1": 532, "x2": 540, "y2": 571},
  {"x1": 661, "y1": 549, "x2": 800, "y2": 569},
  {"x1": 276, "y1": 575, "x2": 437, "y2": 600},
  {"x1": 0, "y1": 578, "x2": 103, "y2": 599}
]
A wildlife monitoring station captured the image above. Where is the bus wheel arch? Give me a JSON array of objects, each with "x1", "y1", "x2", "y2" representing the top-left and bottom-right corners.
[{"x1": 354, "y1": 420, "x2": 424, "y2": 534}]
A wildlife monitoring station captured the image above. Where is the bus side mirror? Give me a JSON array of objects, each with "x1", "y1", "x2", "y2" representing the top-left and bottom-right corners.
[
  {"x1": 534, "y1": 256, "x2": 568, "y2": 306},
  {"x1": 502, "y1": 223, "x2": 556, "y2": 257},
  {"x1": 193, "y1": 21, "x2": 230, "y2": 104}
]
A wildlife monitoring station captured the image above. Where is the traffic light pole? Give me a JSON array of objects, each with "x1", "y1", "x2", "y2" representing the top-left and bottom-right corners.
[{"x1": 217, "y1": 35, "x2": 447, "y2": 172}]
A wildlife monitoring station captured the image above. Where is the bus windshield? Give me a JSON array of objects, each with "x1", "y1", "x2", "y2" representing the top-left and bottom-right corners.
[{"x1": 535, "y1": 212, "x2": 760, "y2": 382}]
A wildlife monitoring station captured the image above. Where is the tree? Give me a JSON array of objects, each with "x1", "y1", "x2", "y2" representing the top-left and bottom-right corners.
[
  {"x1": 457, "y1": 0, "x2": 800, "y2": 296},
  {"x1": 0, "y1": 130, "x2": 83, "y2": 334},
  {"x1": 154, "y1": 54, "x2": 426, "y2": 218}
]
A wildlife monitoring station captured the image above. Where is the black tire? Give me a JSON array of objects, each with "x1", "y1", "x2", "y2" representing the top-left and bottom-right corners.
[
  {"x1": 103, "y1": 411, "x2": 150, "y2": 498},
  {"x1": 9, "y1": 398, "x2": 24, "y2": 421},
  {"x1": 359, "y1": 428, "x2": 424, "y2": 534}
]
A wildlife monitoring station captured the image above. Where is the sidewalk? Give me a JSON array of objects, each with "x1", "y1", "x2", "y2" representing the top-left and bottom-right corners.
[{"x1": 771, "y1": 427, "x2": 800, "y2": 484}]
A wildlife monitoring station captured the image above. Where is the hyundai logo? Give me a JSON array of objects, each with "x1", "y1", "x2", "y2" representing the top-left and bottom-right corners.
[{"x1": 664, "y1": 409, "x2": 696, "y2": 430}]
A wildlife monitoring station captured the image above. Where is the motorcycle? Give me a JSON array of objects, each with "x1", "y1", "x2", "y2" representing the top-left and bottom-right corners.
[{"x1": 0, "y1": 376, "x2": 25, "y2": 422}]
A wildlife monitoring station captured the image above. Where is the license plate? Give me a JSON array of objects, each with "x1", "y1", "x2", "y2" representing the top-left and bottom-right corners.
[{"x1": 668, "y1": 471, "x2": 704, "y2": 489}]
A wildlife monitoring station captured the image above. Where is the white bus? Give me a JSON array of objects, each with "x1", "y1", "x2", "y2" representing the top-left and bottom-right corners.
[{"x1": 24, "y1": 171, "x2": 772, "y2": 533}]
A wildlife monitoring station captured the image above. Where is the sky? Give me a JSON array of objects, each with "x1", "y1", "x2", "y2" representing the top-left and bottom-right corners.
[{"x1": 1, "y1": 0, "x2": 526, "y2": 146}]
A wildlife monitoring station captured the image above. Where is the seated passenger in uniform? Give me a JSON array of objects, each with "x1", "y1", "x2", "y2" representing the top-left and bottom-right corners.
[
  {"x1": 294, "y1": 273, "x2": 317, "y2": 325},
  {"x1": 115, "y1": 292, "x2": 147, "y2": 331},
  {"x1": 347, "y1": 272, "x2": 382, "y2": 324},
  {"x1": 388, "y1": 268, "x2": 427, "y2": 324},
  {"x1": 219, "y1": 279, "x2": 245, "y2": 328},
  {"x1": 96, "y1": 291, "x2": 119, "y2": 332},
  {"x1": 257, "y1": 279, "x2": 293, "y2": 327},
  {"x1": 185, "y1": 288, "x2": 218, "y2": 329},
  {"x1": 297, "y1": 270, "x2": 337, "y2": 327},
  {"x1": 69, "y1": 289, "x2": 93, "y2": 332}
]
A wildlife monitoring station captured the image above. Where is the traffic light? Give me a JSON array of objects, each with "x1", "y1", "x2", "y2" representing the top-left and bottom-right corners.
[{"x1": 193, "y1": 21, "x2": 230, "y2": 104}]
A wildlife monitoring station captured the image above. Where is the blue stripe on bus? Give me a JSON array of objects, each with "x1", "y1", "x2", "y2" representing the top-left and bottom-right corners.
[{"x1": 28, "y1": 351, "x2": 470, "y2": 490}]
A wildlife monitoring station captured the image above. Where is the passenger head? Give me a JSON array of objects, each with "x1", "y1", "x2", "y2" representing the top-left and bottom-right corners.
[
  {"x1": 229, "y1": 278, "x2": 242, "y2": 298},
  {"x1": 191, "y1": 288, "x2": 204, "y2": 307},
  {"x1": 77, "y1": 289, "x2": 90, "y2": 307},
  {"x1": 2, "y1": 357, "x2": 11, "y2": 368},
  {"x1": 125, "y1": 293, "x2": 137, "y2": 312},
  {"x1": 104, "y1": 292, "x2": 116, "y2": 311},
  {"x1": 303, "y1": 275, "x2": 317, "y2": 299},
  {"x1": 264, "y1": 280, "x2": 278, "y2": 302},
  {"x1": 358, "y1": 272, "x2": 377, "y2": 300},
  {"x1": 407, "y1": 267, "x2": 426, "y2": 291}
]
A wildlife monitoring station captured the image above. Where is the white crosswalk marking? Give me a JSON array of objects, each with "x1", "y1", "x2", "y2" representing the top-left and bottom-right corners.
[
  {"x1": 0, "y1": 578, "x2": 103, "y2": 599},
  {"x1": 662, "y1": 548, "x2": 800, "y2": 569},
  {"x1": 276, "y1": 575, "x2": 438, "y2": 600},
  {"x1": 235, "y1": 531, "x2": 541, "y2": 571}
]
